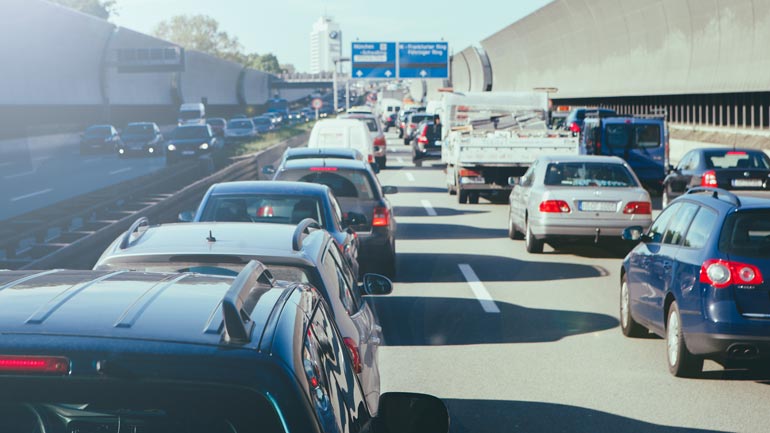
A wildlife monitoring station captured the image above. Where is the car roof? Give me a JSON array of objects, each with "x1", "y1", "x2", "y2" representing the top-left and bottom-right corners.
[
  {"x1": 694, "y1": 147, "x2": 765, "y2": 154},
  {"x1": 536, "y1": 155, "x2": 627, "y2": 164},
  {"x1": 678, "y1": 189, "x2": 770, "y2": 211},
  {"x1": 103, "y1": 222, "x2": 328, "y2": 265},
  {"x1": 313, "y1": 118, "x2": 368, "y2": 128},
  {"x1": 0, "y1": 268, "x2": 291, "y2": 348},
  {"x1": 282, "y1": 157, "x2": 370, "y2": 171},
  {"x1": 208, "y1": 181, "x2": 330, "y2": 197},
  {"x1": 284, "y1": 147, "x2": 364, "y2": 160}
]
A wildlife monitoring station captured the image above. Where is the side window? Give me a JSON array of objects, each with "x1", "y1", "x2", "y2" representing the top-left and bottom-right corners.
[
  {"x1": 663, "y1": 202, "x2": 699, "y2": 245},
  {"x1": 648, "y1": 202, "x2": 681, "y2": 243},
  {"x1": 688, "y1": 153, "x2": 700, "y2": 170},
  {"x1": 322, "y1": 246, "x2": 360, "y2": 315},
  {"x1": 677, "y1": 153, "x2": 692, "y2": 171},
  {"x1": 520, "y1": 161, "x2": 538, "y2": 187},
  {"x1": 328, "y1": 193, "x2": 344, "y2": 229},
  {"x1": 683, "y1": 207, "x2": 718, "y2": 249}
]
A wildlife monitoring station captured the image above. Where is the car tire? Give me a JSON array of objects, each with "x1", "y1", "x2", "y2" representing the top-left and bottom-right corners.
[
  {"x1": 620, "y1": 274, "x2": 648, "y2": 337},
  {"x1": 468, "y1": 192, "x2": 479, "y2": 204},
  {"x1": 508, "y1": 210, "x2": 524, "y2": 240},
  {"x1": 458, "y1": 189, "x2": 469, "y2": 204},
  {"x1": 525, "y1": 219, "x2": 543, "y2": 253},
  {"x1": 666, "y1": 301, "x2": 703, "y2": 377},
  {"x1": 376, "y1": 157, "x2": 387, "y2": 169}
]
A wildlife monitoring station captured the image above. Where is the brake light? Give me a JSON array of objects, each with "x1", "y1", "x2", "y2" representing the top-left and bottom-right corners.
[
  {"x1": 623, "y1": 201, "x2": 651, "y2": 214},
  {"x1": 569, "y1": 122, "x2": 580, "y2": 133},
  {"x1": 539, "y1": 200, "x2": 571, "y2": 213},
  {"x1": 257, "y1": 206, "x2": 274, "y2": 217},
  {"x1": 0, "y1": 356, "x2": 69, "y2": 374},
  {"x1": 310, "y1": 167, "x2": 337, "y2": 172},
  {"x1": 418, "y1": 134, "x2": 429, "y2": 144},
  {"x1": 700, "y1": 259, "x2": 763, "y2": 288},
  {"x1": 701, "y1": 170, "x2": 717, "y2": 187},
  {"x1": 459, "y1": 168, "x2": 481, "y2": 177},
  {"x1": 372, "y1": 206, "x2": 389, "y2": 227},
  {"x1": 727, "y1": 151, "x2": 747, "y2": 155},
  {"x1": 374, "y1": 136, "x2": 386, "y2": 147},
  {"x1": 368, "y1": 154, "x2": 374, "y2": 163},
  {"x1": 343, "y1": 337, "x2": 362, "y2": 374},
  {"x1": 409, "y1": 123, "x2": 416, "y2": 129}
]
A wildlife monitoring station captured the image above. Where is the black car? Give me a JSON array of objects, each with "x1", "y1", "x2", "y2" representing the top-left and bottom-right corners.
[
  {"x1": 0, "y1": 267, "x2": 448, "y2": 432},
  {"x1": 117, "y1": 122, "x2": 164, "y2": 157},
  {"x1": 663, "y1": 148, "x2": 770, "y2": 207},
  {"x1": 166, "y1": 124, "x2": 221, "y2": 165},
  {"x1": 565, "y1": 107, "x2": 617, "y2": 135},
  {"x1": 403, "y1": 113, "x2": 433, "y2": 145},
  {"x1": 273, "y1": 158, "x2": 398, "y2": 277},
  {"x1": 183, "y1": 180, "x2": 361, "y2": 277},
  {"x1": 411, "y1": 118, "x2": 442, "y2": 167},
  {"x1": 80, "y1": 124, "x2": 121, "y2": 154}
]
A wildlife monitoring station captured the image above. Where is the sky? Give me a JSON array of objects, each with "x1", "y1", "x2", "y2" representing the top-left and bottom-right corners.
[{"x1": 113, "y1": 0, "x2": 553, "y2": 72}]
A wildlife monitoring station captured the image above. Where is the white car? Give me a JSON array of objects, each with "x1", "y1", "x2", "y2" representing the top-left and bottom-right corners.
[
  {"x1": 339, "y1": 113, "x2": 388, "y2": 168},
  {"x1": 308, "y1": 119, "x2": 376, "y2": 168},
  {"x1": 508, "y1": 155, "x2": 653, "y2": 253}
]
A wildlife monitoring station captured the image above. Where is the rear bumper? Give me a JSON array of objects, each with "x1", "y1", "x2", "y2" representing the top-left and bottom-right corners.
[
  {"x1": 356, "y1": 228, "x2": 394, "y2": 261},
  {"x1": 530, "y1": 217, "x2": 652, "y2": 238},
  {"x1": 686, "y1": 331, "x2": 770, "y2": 360},
  {"x1": 414, "y1": 147, "x2": 441, "y2": 160}
]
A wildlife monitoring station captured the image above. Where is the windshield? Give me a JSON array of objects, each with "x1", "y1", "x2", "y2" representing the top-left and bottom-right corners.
[
  {"x1": 543, "y1": 162, "x2": 638, "y2": 187},
  {"x1": 253, "y1": 117, "x2": 271, "y2": 125},
  {"x1": 198, "y1": 194, "x2": 325, "y2": 226},
  {"x1": 228, "y1": 120, "x2": 253, "y2": 129},
  {"x1": 173, "y1": 126, "x2": 209, "y2": 139},
  {"x1": 123, "y1": 124, "x2": 155, "y2": 136},
  {"x1": 179, "y1": 110, "x2": 202, "y2": 120}
]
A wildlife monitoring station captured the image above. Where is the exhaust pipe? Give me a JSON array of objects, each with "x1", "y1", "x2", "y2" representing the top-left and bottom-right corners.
[{"x1": 727, "y1": 344, "x2": 759, "y2": 359}]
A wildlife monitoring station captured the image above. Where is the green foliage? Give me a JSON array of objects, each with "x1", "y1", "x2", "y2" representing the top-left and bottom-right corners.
[
  {"x1": 49, "y1": 0, "x2": 117, "y2": 20},
  {"x1": 153, "y1": 15, "x2": 281, "y2": 73}
]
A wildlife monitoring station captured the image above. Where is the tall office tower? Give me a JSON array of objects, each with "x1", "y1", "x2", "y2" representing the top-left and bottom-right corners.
[{"x1": 309, "y1": 15, "x2": 342, "y2": 74}]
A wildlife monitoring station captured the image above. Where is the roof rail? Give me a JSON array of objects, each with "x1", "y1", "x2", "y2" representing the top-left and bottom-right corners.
[
  {"x1": 222, "y1": 260, "x2": 275, "y2": 344},
  {"x1": 292, "y1": 218, "x2": 322, "y2": 251},
  {"x1": 685, "y1": 187, "x2": 741, "y2": 207},
  {"x1": 120, "y1": 217, "x2": 150, "y2": 249}
]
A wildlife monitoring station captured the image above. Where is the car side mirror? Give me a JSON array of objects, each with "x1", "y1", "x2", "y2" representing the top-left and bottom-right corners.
[
  {"x1": 375, "y1": 392, "x2": 449, "y2": 433},
  {"x1": 667, "y1": 164, "x2": 676, "y2": 174},
  {"x1": 362, "y1": 273, "x2": 393, "y2": 295},
  {"x1": 261, "y1": 165, "x2": 276, "y2": 177},
  {"x1": 178, "y1": 211, "x2": 195, "y2": 222},
  {"x1": 382, "y1": 185, "x2": 398, "y2": 195},
  {"x1": 507, "y1": 176, "x2": 517, "y2": 186},
  {"x1": 622, "y1": 226, "x2": 649, "y2": 242}
]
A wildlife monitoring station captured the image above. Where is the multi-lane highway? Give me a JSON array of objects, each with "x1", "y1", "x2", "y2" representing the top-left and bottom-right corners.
[{"x1": 370, "y1": 133, "x2": 768, "y2": 433}]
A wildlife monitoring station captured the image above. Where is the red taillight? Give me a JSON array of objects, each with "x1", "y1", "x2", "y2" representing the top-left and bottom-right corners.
[
  {"x1": 569, "y1": 122, "x2": 580, "y2": 133},
  {"x1": 539, "y1": 200, "x2": 571, "y2": 213},
  {"x1": 417, "y1": 135, "x2": 429, "y2": 144},
  {"x1": 400, "y1": 122, "x2": 405, "y2": 128},
  {"x1": 409, "y1": 123, "x2": 416, "y2": 129},
  {"x1": 727, "y1": 151, "x2": 747, "y2": 155},
  {"x1": 374, "y1": 136, "x2": 386, "y2": 147},
  {"x1": 343, "y1": 337, "x2": 362, "y2": 374},
  {"x1": 257, "y1": 206, "x2": 274, "y2": 217},
  {"x1": 372, "y1": 206, "x2": 389, "y2": 227},
  {"x1": 368, "y1": 154, "x2": 374, "y2": 163},
  {"x1": 623, "y1": 201, "x2": 651, "y2": 215},
  {"x1": 701, "y1": 170, "x2": 717, "y2": 187},
  {"x1": 310, "y1": 166, "x2": 337, "y2": 172},
  {"x1": 458, "y1": 168, "x2": 481, "y2": 177},
  {"x1": 700, "y1": 259, "x2": 763, "y2": 288},
  {"x1": 0, "y1": 356, "x2": 69, "y2": 374}
]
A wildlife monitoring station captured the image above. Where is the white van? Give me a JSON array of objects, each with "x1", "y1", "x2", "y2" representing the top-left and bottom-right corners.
[
  {"x1": 378, "y1": 98, "x2": 402, "y2": 124},
  {"x1": 178, "y1": 103, "x2": 205, "y2": 125},
  {"x1": 308, "y1": 119, "x2": 375, "y2": 166}
]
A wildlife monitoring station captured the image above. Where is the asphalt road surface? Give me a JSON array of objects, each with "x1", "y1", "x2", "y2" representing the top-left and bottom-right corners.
[{"x1": 372, "y1": 133, "x2": 769, "y2": 433}]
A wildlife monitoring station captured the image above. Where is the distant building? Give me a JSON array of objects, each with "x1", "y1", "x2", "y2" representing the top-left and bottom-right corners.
[{"x1": 309, "y1": 16, "x2": 342, "y2": 74}]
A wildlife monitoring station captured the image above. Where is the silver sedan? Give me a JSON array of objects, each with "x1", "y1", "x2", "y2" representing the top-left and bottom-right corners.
[{"x1": 508, "y1": 155, "x2": 653, "y2": 253}]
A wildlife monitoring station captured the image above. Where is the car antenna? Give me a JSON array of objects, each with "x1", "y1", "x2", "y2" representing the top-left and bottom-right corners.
[{"x1": 207, "y1": 230, "x2": 216, "y2": 242}]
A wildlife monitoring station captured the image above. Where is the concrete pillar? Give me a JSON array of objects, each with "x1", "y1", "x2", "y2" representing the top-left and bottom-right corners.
[
  {"x1": 751, "y1": 104, "x2": 755, "y2": 129},
  {"x1": 761, "y1": 105, "x2": 764, "y2": 129},
  {"x1": 699, "y1": 105, "x2": 703, "y2": 125},
  {"x1": 743, "y1": 105, "x2": 747, "y2": 128}
]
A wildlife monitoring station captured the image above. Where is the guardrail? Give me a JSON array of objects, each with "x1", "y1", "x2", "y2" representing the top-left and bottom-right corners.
[{"x1": 0, "y1": 132, "x2": 309, "y2": 270}]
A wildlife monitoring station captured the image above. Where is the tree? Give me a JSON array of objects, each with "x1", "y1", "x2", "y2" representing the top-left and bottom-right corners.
[
  {"x1": 50, "y1": 0, "x2": 117, "y2": 20},
  {"x1": 153, "y1": 15, "x2": 243, "y2": 64},
  {"x1": 243, "y1": 53, "x2": 282, "y2": 74}
]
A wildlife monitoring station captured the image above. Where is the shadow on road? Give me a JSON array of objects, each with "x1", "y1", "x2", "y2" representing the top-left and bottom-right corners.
[
  {"x1": 395, "y1": 252, "x2": 608, "y2": 283},
  {"x1": 542, "y1": 241, "x2": 633, "y2": 259},
  {"x1": 392, "y1": 186, "x2": 449, "y2": 194},
  {"x1": 443, "y1": 399, "x2": 725, "y2": 433},
  {"x1": 395, "y1": 207, "x2": 488, "y2": 217},
  {"x1": 369, "y1": 296, "x2": 617, "y2": 346},
  {"x1": 397, "y1": 223, "x2": 504, "y2": 240}
]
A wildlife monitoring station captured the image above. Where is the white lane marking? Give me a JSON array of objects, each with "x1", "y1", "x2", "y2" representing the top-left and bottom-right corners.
[
  {"x1": 421, "y1": 199, "x2": 437, "y2": 216},
  {"x1": 11, "y1": 188, "x2": 53, "y2": 202},
  {"x1": 397, "y1": 157, "x2": 405, "y2": 164},
  {"x1": 109, "y1": 167, "x2": 132, "y2": 175},
  {"x1": 405, "y1": 172, "x2": 415, "y2": 182},
  {"x1": 458, "y1": 264, "x2": 501, "y2": 314},
  {"x1": 4, "y1": 169, "x2": 36, "y2": 179}
]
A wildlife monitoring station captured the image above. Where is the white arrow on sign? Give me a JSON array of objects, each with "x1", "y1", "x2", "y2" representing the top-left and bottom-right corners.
[
  {"x1": 356, "y1": 70, "x2": 363, "y2": 77},
  {"x1": 385, "y1": 70, "x2": 392, "y2": 77},
  {"x1": 419, "y1": 70, "x2": 427, "y2": 77}
]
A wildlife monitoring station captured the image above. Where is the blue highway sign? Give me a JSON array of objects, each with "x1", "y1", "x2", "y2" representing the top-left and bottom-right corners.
[
  {"x1": 352, "y1": 42, "x2": 396, "y2": 79},
  {"x1": 398, "y1": 42, "x2": 449, "y2": 79}
]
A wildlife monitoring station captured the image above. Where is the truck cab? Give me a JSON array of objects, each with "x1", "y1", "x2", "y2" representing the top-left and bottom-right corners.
[{"x1": 178, "y1": 102, "x2": 206, "y2": 125}]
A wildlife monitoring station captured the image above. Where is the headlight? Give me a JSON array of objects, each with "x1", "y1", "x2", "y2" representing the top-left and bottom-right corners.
[
  {"x1": 167, "y1": 144, "x2": 177, "y2": 151},
  {"x1": 148, "y1": 147, "x2": 154, "y2": 153},
  {"x1": 118, "y1": 148, "x2": 125, "y2": 154},
  {"x1": 199, "y1": 142, "x2": 209, "y2": 150}
]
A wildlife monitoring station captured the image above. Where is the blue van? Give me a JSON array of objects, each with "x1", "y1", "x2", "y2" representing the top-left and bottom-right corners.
[{"x1": 581, "y1": 116, "x2": 668, "y2": 193}]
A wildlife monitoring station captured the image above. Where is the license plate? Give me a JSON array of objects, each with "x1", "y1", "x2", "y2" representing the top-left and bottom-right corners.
[
  {"x1": 579, "y1": 201, "x2": 617, "y2": 212},
  {"x1": 732, "y1": 179, "x2": 763, "y2": 187},
  {"x1": 181, "y1": 151, "x2": 195, "y2": 156}
]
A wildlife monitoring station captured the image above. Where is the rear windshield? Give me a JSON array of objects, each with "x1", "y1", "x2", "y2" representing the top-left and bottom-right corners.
[
  {"x1": 410, "y1": 114, "x2": 431, "y2": 123},
  {"x1": 606, "y1": 123, "x2": 661, "y2": 149},
  {"x1": 705, "y1": 151, "x2": 770, "y2": 169},
  {"x1": 543, "y1": 162, "x2": 639, "y2": 187},
  {"x1": 277, "y1": 168, "x2": 376, "y2": 199},
  {"x1": 228, "y1": 120, "x2": 253, "y2": 129},
  {"x1": 719, "y1": 210, "x2": 770, "y2": 258},
  {"x1": 173, "y1": 126, "x2": 209, "y2": 139},
  {"x1": 198, "y1": 194, "x2": 325, "y2": 226},
  {"x1": 0, "y1": 386, "x2": 283, "y2": 433}
]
